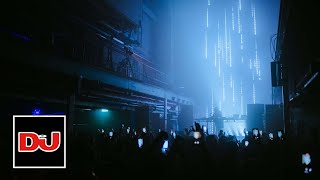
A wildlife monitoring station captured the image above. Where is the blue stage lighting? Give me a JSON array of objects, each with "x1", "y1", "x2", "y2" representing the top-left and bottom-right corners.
[
  {"x1": 32, "y1": 109, "x2": 41, "y2": 115},
  {"x1": 101, "y1": 109, "x2": 108, "y2": 112}
]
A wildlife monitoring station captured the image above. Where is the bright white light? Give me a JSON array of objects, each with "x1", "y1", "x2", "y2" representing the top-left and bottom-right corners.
[
  {"x1": 229, "y1": 30, "x2": 232, "y2": 67},
  {"x1": 302, "y1": 153, "x2": 311, "y2": 165},
  {"x1": 238, "y1": 6, "x2": 241, "y2": 33},
  {"x1": 218, "y1": 41, "x2": 221, "y2": 77},
  {"x1": 269, "y1": 133, "x2": 273, "y2": 139},
  {"x1": 251, "y1": 2, "x2": 254, "y2": 17},
  {"x1": 239, "y1": 0, "x2": 242, "y2": 11},
  {"x1": 211, "y1": 122, "x2": 214, "y2": 135},
  {"x1": 253, "y1": 5, "x2": 256, "y2": 35},
  {"x1": 138, "y1": 138, "x2": 143, "y2": 148},
  {"x1": 163, "y1": 140, "x2": 168, "y2": 149},
  {"x1": 224, "y1": 120, "x2": 246, "y2": 138},
  {"x1": 101, "y1": 109, "x2": 108, "y2": 112},
  {"x1": 113, "y1": 37, "x2": 124, "y2": 45},
  {"x1": 232, "y1": 7, "x2": 235, "y2": 31},
  {"x1": 225, "y1": 9, "x2": 228, "y2": 63}
]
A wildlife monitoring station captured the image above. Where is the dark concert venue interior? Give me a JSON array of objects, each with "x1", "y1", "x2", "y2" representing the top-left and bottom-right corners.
[{"x1": 1, "y1": 0, "x2": 320, "y2": 179}]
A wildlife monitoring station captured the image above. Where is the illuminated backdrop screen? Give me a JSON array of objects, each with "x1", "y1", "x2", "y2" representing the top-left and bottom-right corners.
[{"x1": 204, "y1": 0, "x2": 280, "y2": 117}]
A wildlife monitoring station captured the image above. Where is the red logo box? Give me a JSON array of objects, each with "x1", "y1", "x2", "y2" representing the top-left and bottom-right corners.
[{"x1": 13, "y1": 115, "x2": 66, "y2": 169}]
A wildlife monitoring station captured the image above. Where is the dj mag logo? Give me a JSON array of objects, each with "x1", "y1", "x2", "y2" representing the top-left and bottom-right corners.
[{"x1": 13, "y1": 115, "x2": 66, "y2": 169}]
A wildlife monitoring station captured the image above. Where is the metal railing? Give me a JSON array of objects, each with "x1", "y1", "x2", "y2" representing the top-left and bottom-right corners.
[{"x1": 52, "y1": 36, "x2": 169, "y2": 88}]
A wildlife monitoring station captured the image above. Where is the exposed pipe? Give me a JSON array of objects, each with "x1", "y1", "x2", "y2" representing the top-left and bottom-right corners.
[
  {"x1": 82, "y1": 81, "x2": 179, "y2": 108},
  {"x1": 84, "y1": 91, "x2": 162, "y2": 106},
  {"x1": 75, "y1": 99, "x2": 136, "y2": 111},
  {"x1": 82, "y1": 95, "x2": 138, "y2": 107}
]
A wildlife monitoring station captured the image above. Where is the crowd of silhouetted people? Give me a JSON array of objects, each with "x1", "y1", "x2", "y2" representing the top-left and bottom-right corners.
[{"x1": 12, "y1": 123, "x2": 319, "y2": 179}]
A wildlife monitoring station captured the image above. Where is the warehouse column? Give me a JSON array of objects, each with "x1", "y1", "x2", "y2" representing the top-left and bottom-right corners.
[{"x1": 164, "y1": 98, "x2": 168, "y2": 131}]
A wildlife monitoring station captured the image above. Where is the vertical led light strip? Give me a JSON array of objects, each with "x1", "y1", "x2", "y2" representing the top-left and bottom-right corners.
[
  {"x1": 206, "y1": 106, "x2": 209, "y2": 118},
  {"x1": 232, "y1": 7, "x2": 235, "y2": 31},
  {"x1": 255, "y1": 50, "x2": 259, "y2": 75},
  {"x1": 211, "y1": 122, "x2": 214, "y2": 135},
  {"x1": 253, "y1": 83, "x2": 256, "y2": 104},
  {"x1": 208, "y1": 0, "x2": 267, "y2": 117},
  {"x1": 206, "y1": 0, "x2": 210, "y2": 59},
  {"x1": 253, "y1": 3, "x2": 257, "y2": 35},
  {"x1": 251, "y1": 1, "x2": 254, "y2": 17},
  {"x1": 255, "y1": 37, "x2": 261, "y2": 79},
  {"x1": 211, "y1": 88, "x2": 214, "y2": 116},
  {"x1": 207, "y1": 8, "x2": 209, "y2": 28},
  {"x1": 205, "y1": 4, "x2": 209, "y2": 60},
  {"x1": 237, "y1": 5, "x2": 241, "y2": 34},
  {"x1": 218, "y1": 21, "x2": 221, "y2": 77},
  {"x1": 224, "y1": 9, "x2": 228, "y2": 64},
  {"x1": 222, "y1": 73, "x2": 225, "y2": 101},
  {"x1": 218, "y1": 50, "x2": 221, "y2": 77},
  {"x1": 255, "y1": 39, "x2": 260, "y2": 76},
  {"x1": 240, "y1": 81, "x2": 244, "y2": 115},
  {"x1": 211, "y1": 122, "x2": 216, "y2": 134},
  {"x1": 229, "y1": 29, "x2": 232, "y2": 67}
]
